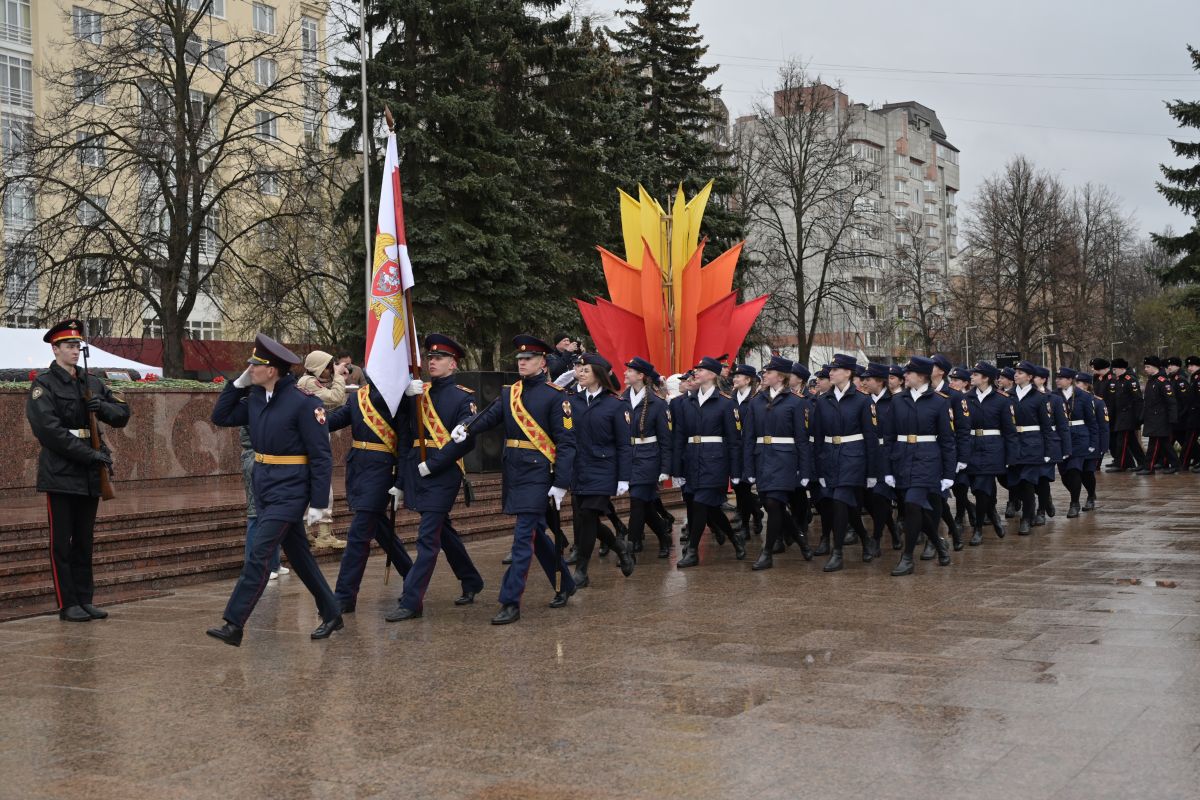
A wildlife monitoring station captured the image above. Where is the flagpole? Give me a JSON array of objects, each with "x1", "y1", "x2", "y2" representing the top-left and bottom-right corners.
[
  {"x1": 384, "y1": 107, "x2": 426, "y2": 462},
  {"x1": 359, "y1": 0, "x2": 372, "y2": 312}
]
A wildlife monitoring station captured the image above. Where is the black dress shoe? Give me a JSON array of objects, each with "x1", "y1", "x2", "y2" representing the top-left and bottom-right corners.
[
  {"x1": 491, "y1": 604, "x2": 520, "y2": 625},
  {"x1": 311, "y1": 615, "x2": 344, "y2": 639},
  {"x1": 454, "y1": 591, "x2": 477, "y2": 606},
  {"x1": 920, "y1": 539, "x2": 936, "y2": 561},
  {"x1": 751, "y1": 550, "x2": 773, "y2": 571},
  {"x1": 1082, "y1": 498, "x2": 1096, "y2": 512},
  {"x1": 59, "y1": 605, "x2": 92, "y2": 622},
  {"x1": 890, "y1": 555, "x2": 914, "y2": 577},
  {"x1": 731, "y1": 533, "x2": 747, "y2": 561},
  {"x1": 548, "y1": 586, "x2": 575, "y2": 608},
  {"x1": 565, "y1": 545, "x2": 578, "y2": 566},
  {"x1": 822, "y1": 549, "x2": 844, "y2": 573},
  {"x1": 1134, "y1": 467, "x2": 1153, "y2": 476},
  {"x1": 676, "y1": 551, "x2": 699, "y2": 569},
  {"x1": 502, "y1": 552, "x2": 514, "y2": 565},
  {"x1": 1103, "y1": 465, "x2": 1125, "y2": 473},
  {"x1": 969, "y1": 528, "x2": 983, "y2": 546},
  {"x1": 1018, "y1": 519, "x2": 1032, "y2": 535},
  {"x1": 1163, "y1": 466, "x2": 1178, "y2": 474},
  {"x1": 81, "y1": 603, "x2": 108, "y2": 619},
  {"x1": 206, "y1": 622, "x2": 242, "y2": 646},
  {"x1": 1066, "y1": 502, "x2": 1080, "y2": 519},
  {"x1": 340, "y1": 602, "x2": 356, "y2": 614},
  {"x1": 384, "y1": 606, "x2": 422, "y2": 622}
]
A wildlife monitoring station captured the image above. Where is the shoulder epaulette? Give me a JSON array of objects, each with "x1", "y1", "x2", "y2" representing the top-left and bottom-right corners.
[
  {"x1": 456, "y1": 384, "x2": 475, "y2": 394},
  {"x1": 996, "y1": 389, "x2": 1009, "y2": 397},
  {"x1": 545, "y1": 382, "x2": 563, "y2": 392},
  {"x1": 936, "y1": 391, "x2": 949, "y2": 398}
]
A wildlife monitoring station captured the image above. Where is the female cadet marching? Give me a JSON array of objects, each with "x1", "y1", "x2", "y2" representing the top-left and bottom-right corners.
[
  {"x1": 861, "y1": 363, "x2": 900, "y2": 552},
  {"x1": 1054, "y1": 367, "x2": 1098, "y2": 518},
  {"x1": 622, "y1": 357, "x2": 674, "y2": 558},
  {"x1": 1008, "y1": 361, "x2": 1058, "y2": 536},
  {"x1": 964, "y1": 362, "x2": 1017, "y2": 545},
  {"x1": 1033, "y1": 365, "x2": 1069, "y2": 525},
  {"x1": 1072, "y1": 372, "x2": 1109, "y2": 509}
]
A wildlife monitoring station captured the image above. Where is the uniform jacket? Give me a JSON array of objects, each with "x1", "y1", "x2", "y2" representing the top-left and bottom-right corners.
[
  {"x1": 881, "y1": 387, "x2": 955, "y2": 490},
  {"x1": 671, "y1": 388, "x2": 741, "y2": 490},
  {"x1": 1056, "y1": 387, "x2": 1098, "y2": 468},
  {"x1": 1045, "y1": 390, "x2": 1071, "y2": 463},
  {"x1": 933, "y1": 381, "x2": 973, "y2": 466},
  {"x1": 26, "y1": 361, "x2": 131, "y2": 496},
  {"x1": 212, "y1": 373, "x2": 333, "y2": 523},
  {"x1": 741, "y1": 387, "x2": 813, "y2": 492},
  {"x1": 1095, "y1": 370, "x2": 1116, "y2": 404},
  {"x1": 1009, "y1": 385, "x2": 1057, "y2": 465},
  {"x1": 966, "y1": 388, "x2": 1018, "y2": 476},
  {"x1": 1142, "y1": 373, "x2": 1178, "y2": 437},
  {"x1": 811, "y1": 385, "x2": 880, "y2": 488},
  {"x1": 468, "y1": 371, "x2": 574, "y2": 514},
  {"x1": 1109, "y1": 373, "x2": 1142, "y2": 431},
  {"x1": 1088, "y1": 393, "x2": 1110, "y2": 460},
  {"x1": 399, "y1": 375, "x2": 477, "y2": 514},
  {"x1": 623, "y1": 387, "x2": 672, "y2": 486},
  {"x1": 1169, "y1": 371, "x2": 1190, "y2": 431},
  {"x1": 569, "y1": 388, "x2": 632, "y2": 496}
]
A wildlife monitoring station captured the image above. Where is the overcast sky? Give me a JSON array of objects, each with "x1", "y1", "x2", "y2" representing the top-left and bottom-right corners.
[{"x1": 585, "y1": 0, "x2": 1200, "y2": 238}]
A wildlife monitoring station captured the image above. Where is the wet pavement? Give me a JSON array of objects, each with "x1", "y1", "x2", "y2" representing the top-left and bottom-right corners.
[{"x1": 2, "y1": 471, "x2": 1199, "y2": 799}]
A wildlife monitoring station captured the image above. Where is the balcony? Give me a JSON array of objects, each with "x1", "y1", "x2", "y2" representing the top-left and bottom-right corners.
[
  {"x1": 893, "y1": 191, "x2": 910, "y2": 204},
  {"x1": 0, "y1": 22, "x2": 32, "y2": 47}
]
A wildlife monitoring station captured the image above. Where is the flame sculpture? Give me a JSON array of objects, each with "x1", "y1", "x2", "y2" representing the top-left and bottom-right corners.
[{"x1": 575, "y1": 181, "x2": 769, "y2": 382}]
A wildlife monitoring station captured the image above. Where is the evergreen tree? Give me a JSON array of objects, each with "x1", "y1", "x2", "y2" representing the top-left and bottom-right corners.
[
  {"x1": 1154, "y1": 45, "x2": 1200, "y2": 305},
  {"x1": 608, "y1": 0, "x2": 743, "y2": 250}
]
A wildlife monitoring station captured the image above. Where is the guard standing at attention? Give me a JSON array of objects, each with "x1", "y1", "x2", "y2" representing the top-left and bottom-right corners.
[
  {"x1": 27, "y1": 319, "x2": 131, "y2": 622},
  {"x1": 1138, "y1": 355, "x2": 1179, "y2": 475},
  {"x1": 207, "y1": 334, "x2": 344, "y2": 646}
]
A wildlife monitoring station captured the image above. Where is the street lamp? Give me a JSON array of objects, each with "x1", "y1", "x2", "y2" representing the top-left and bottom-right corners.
[
  {"x1": 963, "y1": 325, "x2": 979, "y2": 366},
  {"x1": 1110, "y1": 341, "x2": 1123, "y2": 360},
  {"x1": 1039, "y1": 331, "x2": 1057, "y2": 367}
]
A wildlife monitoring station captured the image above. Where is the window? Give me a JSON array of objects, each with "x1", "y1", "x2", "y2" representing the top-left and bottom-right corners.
[
  {"x1": 208, "y1": 40, "x2": 225, "y2": 71},
  {"x1": 852, "y1": 168, "x2": 880, "y2": 192},
  {"x1": 199, "y1": 207, "x2": 220, "y2": 257},
  {"x1": 301, "y1": 17, "x2": 319, "y2": 66},
  {"x1": 303, "y1": 80, "x2": 321, "y2": 145},
  {"x1": 77, "y1": 194, "x2": 107, "y2": 226},
  {"x1": 0, "y1": 0, "x2": 32, "y2": 46},
  {"x1": 852, "y1": 142, "x2": 882, "y2": 165},
  {"x1": 866, "y1": 304, "x2": 879, "y2": 320},
  {"x1": 85, "y1": 317, "x2": 112, "y2": 336},
  {"x1": 76, "y1": 132, "x2": 106, "y2": 167},
  {"x1": 2, "y1": 181, "x2": 33, "y2": 227},
  {"x1": 74, "y1": 70, "x2": 105, "y2": 105},
  {"x1": 254, "y1": 57, "x2": 277, "y2": 87},
  {"x1": 187, "y1": 0, "x2": 225, "y2": 16},
  {"x1": 72, "y1": 6, "x2": 102, "y2": 44},
  {"x1": 854, "y1": 276, "x2": 878, "y2": 295},
  {"x1": 189, "y1": 90, "x2": 214, "y2": 137},
  {"x1": 897, "y1": 305, "x2": 909, "y2": 320},
  {"x1": 866, "y1": 331, "x2": 882, "y2": 348},
  {"x1": 142, "y1": 317, "x2": 162, "y2": 338},
  {"x1": 255, "y1": 110, "x2": 277, "y2": 139},
  {"x1": 895, "y1": 154, "x2": 907, "y2": 168},
  {"x1": 0, "y1": 54, "x2": 33, "y2": 107},
  {"x1": 895, "y1": 231, "x2": 910, "y2": 247},
  {"x1": 258, "y1": 170, "x2": 278, "y2": 195},
  {"x1": 3, "y1": 243, "x2": 36, "y2": 307},
  {"x1": 184, "y1": 33, "x2": 202, "y2": 64},
  {"x1": 256, "y1": 221, "x2": 278, "y2": 250},
  {"x1": 252, "y1": 3, "x2": 275, "y2": 35},
  {"x1": 939, "y1": 146, "x2": 959, "y2": 166},
  {"x1": 909, "y1": 163, "x2": 922, "y2": 180},
  {"x1": 185, "y1": 319, "x2": 222, "y2": 340},
  {"x1": 79, "y1": 258, "x2": 110, "y2": 289},
  {"x1": 894, "y1": 178, "x2": 907, "y2": 194},
  {"x1": 2, "y1": 113, "x2": 31, "y2": 163},
  {"x1": 5, "y1": 312, "x2": 37, "y2": 327}
]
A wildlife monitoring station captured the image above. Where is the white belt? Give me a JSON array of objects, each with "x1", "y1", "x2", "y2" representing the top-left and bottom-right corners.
[
  {"x1": 877, "y1": 437, "x2": 885, "y2": 445},
  {"x1": 974, "y1": 429, "x2": 1000, "y2": 437},
  {"x1": 1069, "y1": 420, "x2": 1085, "y2": 426},
  {"x1": 631, "y1": 436, "x2": 658, "y2": 445},
  {"x1": 808, "y1": 436, "x2": 815, "y2": 443},
  {"x1": 825, "y1": 434, "x2": 864, "y2": 444},
  {"x1": 895, "y1": 435, "x2": 937, "y2": 443},
  {"x1": 69, "y1": 428, "x2": 91, "y2": 438},
  {"x1": 1015, "y1": 426, "x2": 1041, "y2": 433},
  {"x1": 756, "y1": 436, "x2": 795, "y2": 444},
  {"x1": 687, "y1": 436, "x2": 723, "y2": 444}
]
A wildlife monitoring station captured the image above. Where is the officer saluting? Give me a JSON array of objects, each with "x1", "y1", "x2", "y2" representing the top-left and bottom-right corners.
[
  {"x1": 207, "y1": 334, "x2": 344, "y2": 646},
  {"x1": 27, "y1": 319, "x2": 131, "y2": 622},
  {"x1": 450, "y1": 334, "x2": 575, "y2": 625}
]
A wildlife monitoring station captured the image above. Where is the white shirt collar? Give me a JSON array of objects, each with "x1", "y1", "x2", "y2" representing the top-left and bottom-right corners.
[
  {"x1": 909, "y1": 383, "x2": 928, "y2": 402},
  {"x1": 769, "y1": 386, "x2": 783, "y2": 399},
  {"x1": 697, "y1": 386, "x2": 715, "y2": 405},
  {"x1": 872, "y1": 390, "x2": 886, "y2": 403},
  {"x1": 1062, "y1": 387, "x2": 1073, "y2": 401},
  {"x1": 586, "y1": 388, "x2": 601, "y2": 402},
  {"x1": 976, "y1": 386, "x2": 992, "y2": 401},
  {"x1": 737, "y1": 387, "x2": 751, "y2": 403},
  {"x1": 833, "y1": 383, "x2": 851, "y2": 401},
  {"x1": 630, "y1": 387, "x2": 645, "y2": 408},
  {"x1": 265, "y1": 391, "x2": 273, "y2": 403},
  {"x1": 1015, "y1": 384, "x2": 1032, "y2": 400}
]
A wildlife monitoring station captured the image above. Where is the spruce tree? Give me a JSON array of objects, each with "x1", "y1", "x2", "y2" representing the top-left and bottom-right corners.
[{"x1": 1154, "y1": 45, "x2": 1200, "y2": 304}]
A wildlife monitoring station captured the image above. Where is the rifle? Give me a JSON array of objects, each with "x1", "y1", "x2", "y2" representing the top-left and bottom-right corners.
[{"x1": 80, "y1": 338, "x2": 115, "y2": 501}]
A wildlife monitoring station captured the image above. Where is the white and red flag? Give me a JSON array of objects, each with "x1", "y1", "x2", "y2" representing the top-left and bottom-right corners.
[{"x1": 363, "y1": 131, "x2": 418, "y2": 414}]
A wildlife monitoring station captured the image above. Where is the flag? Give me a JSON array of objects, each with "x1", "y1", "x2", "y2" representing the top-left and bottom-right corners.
[{"x1": 363, "y1": 132, "x2": 418, "y2": 415}]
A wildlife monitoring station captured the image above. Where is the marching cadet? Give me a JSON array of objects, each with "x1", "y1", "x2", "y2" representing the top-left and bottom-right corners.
[
  {"x1": 946, "y1": 365, "x2": 979, "y2": 533},
  {"x1": 810, "y1": 353, "x2": 881, "y2": 572},
  {"x1": 743, "y1": 355, "x2": 814, "y2": 570},
  {"x1": 997, "y1": 367, "x2": 1016, "y2": 394},
  {"x1": 1106, "y1": 358, "x2": 1145, "y2": 471},
  {"x1": 1053, "y1": 368, "x2": 1098, "y2": 518},
  {"x1": 730, "y1": 364, "x2": 765, "y2": 539},
  {"x1": 1007, "y1": 361, "x2": 1058, "y2": 536},
  {"x1": 1033, "y1": 365, "x2": 1069, "y2": 526},
  {"x1": 325, "y1": 366, "x2": 420, "y2": 615},
  {"x1": 881, "y1": 356, "x2": 955, "y2": 576},
  {"x1": 1073, "y1": 372, "x2": 1109, "y2": 509},
  {"x1": 208, "y1": 334, "x2": 344, "y2": 646},
  {"x1": 785, "y1": 361, "x2": 816, "y2": 554},
  {"x1": 385, "y1": 334, "x2": 485, "y2": 622},
  {"x1": 566, "y1": 353, "x2": 635, "y2": 587},
  {"x1": 669, "y1": 370, "x2": 698, "y2": 559},
  {"x1": 623, "y1": 357, "x2": 674, "y2": 558},
  {"x1": 1137, "y1": 355, "x2": 1179, "y2": 475},
  {"x1": 672, "y1": 356, "x2": 744, "y2": 568},
  {"x1": 450, "y1": 335, "x2": 576, "y2": 625},
  {"x1": 964, "y1": 362, "x2": 1016, "y2": 545},
  {"x1": 862, "y1": 363, "x2": 900, "y2": 551},
  {"x1": 929, "y1": 355, "x2": 972, "y2": 552},
  {"x1": 887, "y1": 365, "x2": 905, "y2": 395},
  {"x1": 27, "y1": 319, "x2": 131, "y2": 622},
  {"x1": 1166, "y1": 357, "x2": 1191, "y2": 460},
  {"x1": 1185, "y1": 356, "x2": 1200, "y2": 471}
]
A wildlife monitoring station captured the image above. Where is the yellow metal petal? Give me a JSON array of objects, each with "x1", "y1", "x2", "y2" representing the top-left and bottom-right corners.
[{"x1": 619, "y1": 188, "x2": 643, "y2": 268}]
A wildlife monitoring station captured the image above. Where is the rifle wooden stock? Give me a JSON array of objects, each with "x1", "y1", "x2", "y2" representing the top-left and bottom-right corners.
[{"x1": 83, "y1": 385, "x2": 116, "y2": 501}]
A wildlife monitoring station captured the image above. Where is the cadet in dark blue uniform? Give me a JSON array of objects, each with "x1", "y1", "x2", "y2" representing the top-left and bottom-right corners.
[
  {"x1": 882, "y1": 357, "x2": 956, "y2": 576},
  {"x1": 964, "y1": 362, "x2": 1017, "y2": 545},
  {"x1": 861, "y1": 363, "x2": 900, "y2": 551},
  {"x1": 1073, "y1": 372, "x2": 1109, "y2": 510},
  {"x1": 567, "y1": 353, "x2": 635, "y2": 587},
  {"x1": 1033, "y1": 365, "x2": 1068, "y2": 525},
  {"x1": 386, "y1": 334, "x2": 485, "y2": 622},
  {"x1": 1054, "y1": 367, "x2": 1098, "y2": 517},
  {"x1": 673, "y1": 356, "x2": 744, "y2": 568},
  {"x1": 730, "y1": 364, "x2": 764, "y2": 539},
  {"x1": 325, "y1": 369, "x2": 417, "y2": 614},
  {"x1": 810, "y1": 353, "x2": 881, "y2": 572},
  {"x1": 1007, "y1": 361, "x2": 1058, "y2": 535},
  {"x1": 783, "y1": 361, "x2": 816, "y2": 555},
  {"x1": 452, "y1": 335, "x2": 575, "y2": 625},
  {"x1": 930, "y1": 355, "x2": 972, "y2": 551},
  {"x1": 622, "y1": 357, "x2": 674, "y2": 558},
  {"x1": 208, "y1": 334, "x2": 343, "y2": 646},
  {"x1": 743, "y1": 355, "x2": 814, "y2": 570}
]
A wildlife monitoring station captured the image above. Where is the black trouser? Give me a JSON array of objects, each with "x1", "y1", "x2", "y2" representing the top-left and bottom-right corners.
[
  {"x1": 732, "y1": 481, "x2": 760, "y2": 527},
  {"x1": 224, "y1": 519, "x2": 339, "y2": 628},
  {"x1": 1146, "y1": 436, "x2": 1178, "y2": 470},
  {"x1": 1062, "y1": 470, "x2": 1082, "y2": 504},
  {"x1": 1115, "y1": 430, "x2": 1145, "y2": 469},
  {"x1": 867, "y1": 492, "x2": 895, "y2": 541},
  {"x1": 688, "y1": 503, "x2": 734, "y2": 548},
  {"x1": 1180, "y1": 430, "x2": 1200, "y2": 468},
  {"x1": 573, "y1": 506, "x2": 619, "y2": 566},
  {"x1": 902, "y1": 495, "x2": 940, "y2": 556},
  {"x1": 46, "y1": 492, "x2": 100, "y2": 610}
]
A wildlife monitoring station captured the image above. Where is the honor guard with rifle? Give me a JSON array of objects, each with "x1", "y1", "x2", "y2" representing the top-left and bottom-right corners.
[{"x1": 26, "y1": 319, "x2": 130, "y2": 622}]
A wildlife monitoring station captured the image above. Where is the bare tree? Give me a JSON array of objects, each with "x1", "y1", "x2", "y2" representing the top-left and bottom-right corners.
[
  {"x1": 882, "y1": 213, "x2": 949, "y2": 353},
  {"x1": 733, "y1": 61, "x2": 880, "y2": 363},
  {"x1": 1, "y1": 0, "x2": 338, "y2": 375}
]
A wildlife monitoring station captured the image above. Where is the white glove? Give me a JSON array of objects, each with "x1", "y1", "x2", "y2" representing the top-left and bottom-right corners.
[
  {"x1": 657, "y1": 473, "x2": 669, "y2": 483},
  {"x1": 553, "y1": 371, "x2": 576, "y2": 388},
  {"x1": 417, "y1": 461, "x2": 431, "y2": 477},
  {"x1": 819, "y1": 478, "x2": 826, "y2": 488},
  {"x1": 404, "y1": 379, "x2": 425, "y2": 396},
  {"x1": 867, "y1": 477, "x2": 877, "y2": 488},
  {"x1": 1043, "y1": 456, "x2": 1050, "y2": 463},
  {"x1": 304, "y1": 507, "x2": 323, "y2": 526},
  {"x1": 748, "y1": 477, "x2": 756, "y2": 484},
  {"x1": 450, "y1": 424, "x2": 468, "y2": 443},
  {"x1": 940, "y1": 479, "x2": 954, "y2": 492},
  {"x1": 800, "y1": 478, "x2": 809, "y2": 487},
  {"x1": 387, "y1": 486, "x2": 402, "y2": 511},
  {"x1": 233, "y1": 368, "x2": 253, "y2": 388},
  {"x1": 548, "y1": 486, "x2": 567, "y2": 510},
  {"x1": 956, "y1": 462, "x2": 967, "y2": 473},
  {"x1": 616, "y1": 481, "x2": 629, "y2": 496},
  {"x1": 1088, "y1": 447, "x2": 1095, "y2": 453},
  {"x1": 672, "y1": 476, "x2": 685, "y2": 488},
  {"x1": 884, "y1": 475, "x2": 896, "y2": 488},
  {"x1": 731, "y1": 478, "x2": 740, "y2": 485}
]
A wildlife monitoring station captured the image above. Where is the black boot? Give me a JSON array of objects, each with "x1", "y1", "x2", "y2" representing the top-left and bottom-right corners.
[
  {"x1": 631, "y1": 537, "x2": 644, "y2": 554},
  {"x1": 565, "y1": 545, "x2": 578, "y2": 566},
  {"x1": 1045, "y1": 498, "x2": 1056, "y2": 517},
  {"x1": 614, "y1": 541, "x2": 636, "y2": 577},
  {"x1": 949, "y1": 519, "x2": 963, "y2": 551},
  {"x1": 738, "y1": 516, "x2": 751, "y2": 542},
  {"x1": 712, "y1": 525, "x2": 726, "y2": 546},
  {"x1": 969, "y1": 527, "x2": 983, "y2": 546},
  {"x1": 813, "y1": 531, "x2": 831, "y2": 556},
  {"x1": 966, "y1": 500, "x2": 978, "y2": 529},
  {"x1": 598, "y1": 541, "x2": 610, "y2": 557},
  {"x1": 890, "y1": 554, "x2": 914, "y2": 576},
  {"x1": 1066, "y1": 502, "x2": 1080, "y2": 519},
  {"x1": 991, "y1": 510, "x2": 1006, "y2": 539},
  {"x1": 822, "y1": 549, "x2": 844, "y2": 573},
  {"x1": 932, "y1": 531, "x2": 951, "y2": 566},
  {"x1": 799, "y1": 536, "x2": 814, "y2": 561},
  {"x1": 843, "y1": 528, "x2": 860, "y2": 546},
  {"x1": 1082, "y1": 497, "x2": 1096, "y2": 511},
  {"x1": 772, "y1": 538, "x2": 787, "y2": 554},
  {"x1": 676, "y1": 550, "x2": 699, "y2": 568},
  {"x1": 751, "y1": 549, "x2": 773, "y2": 571},
  {"x1": 1034, "y1": 512, "x2": 1047, "y2": 526},
  {"x1": 572, "y1": 559, "x2": 591, "y2": 589},
  {"x1": 752, "y1": 509, "x2": 764, "y2": 536},
  {"x1": 1004, "y1": 499, "x2": 1019, "y2": 519},
  {"x1": 920, "y1": 537, "x2": 936, "y2": 561},
  {"x1": 731, "y1": 531, "x2": 747, "y2": 560},
  {"x1": 889, "y1": 522, "x2": 901, "y2": 551},
  {"x1": 862, "y1": 536, "x2": 876, "y2": 563},
  {"x1": 653, "y1": 519, "x2": 672, "y2": 559},
  {"x1": 1019, "y1": 518, "x2": 1032, "y2": 535}
]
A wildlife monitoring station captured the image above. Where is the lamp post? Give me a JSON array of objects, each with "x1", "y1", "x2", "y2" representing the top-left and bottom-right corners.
[
  {"x1": 1110, "y1": 341, "x2": 1123, "y2": 360},
  {"x1": 1039, "y1": 331, "x2": 1057, "y2": 368},
  {"x1": 963, "y1": 325, "x2": 979, "y2": 366}
]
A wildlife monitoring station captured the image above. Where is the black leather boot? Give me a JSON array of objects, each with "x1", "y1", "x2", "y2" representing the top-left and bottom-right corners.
[
  {"x1": 1019, "y1": 518, "x2": 1032, "y2": 535},
  {"x1": 614, "y1": 541, "x2": 636, "y2": 577},
  {"x1": 1066, "y1": 502, "x2": 1080, "y2": 518},
  {"x1": 813, "y1": 531, "x2": 831, "y2": 556},
  {"x1": 932, "y1": 532, "x2": 951, "y2": 566},
  {"x1": 1082, "y1": 497, "x2": 1096, "y2": 511},
  {"x1": 822, "y1": 548, "x2": 844, "y2": 573},
  {"x1": 730, "y1": 531, "x2": 747, "y2": 560},
  {"x1": 751, "y1": 549, "x2": 773, "y2": 571},
  {"x1": 920, "y1": 537, "x2": 936, "y2": 561},
  {"x1": 991, "y1": 510, "x2": 1006, "y2": 538},
  {"x1": 969, "y1": 527, "x2": 983, "y2": 546},
  {"x1": 752, "y1": 509, "x2": 764, "y2": 536},
  {"x1": 572, "y1": 559, "x2": 591, "y2": 588},
  {"x1": 890, "y1": 554, "x2": 914, "y2": 576},
  {"x1": 950, "y1": 520, "x2": 964, "y2": 551}
]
